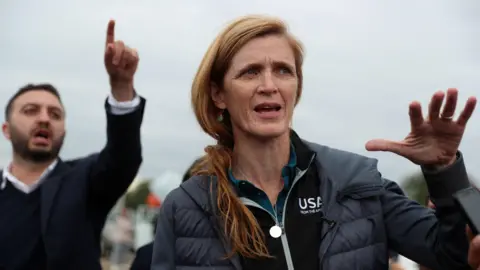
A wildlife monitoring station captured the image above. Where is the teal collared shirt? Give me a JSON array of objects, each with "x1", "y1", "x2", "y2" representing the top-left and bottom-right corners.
[{"x1": 228, "y1": 144, "x2": 297, "y2": 223}]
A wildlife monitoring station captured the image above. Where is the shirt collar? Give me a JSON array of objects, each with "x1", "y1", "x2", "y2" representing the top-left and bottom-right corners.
[{"x1": 1, "y1": 159, "x2": 59, "y2": 194}]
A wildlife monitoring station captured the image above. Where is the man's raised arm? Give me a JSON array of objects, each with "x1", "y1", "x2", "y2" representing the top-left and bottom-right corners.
[{"x1": 87, "y1": 20, "x2": 145, "y2": 211}]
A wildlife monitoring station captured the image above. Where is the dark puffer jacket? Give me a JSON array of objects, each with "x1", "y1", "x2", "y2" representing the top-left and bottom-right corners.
[{"x1": 151, "y1": 141, "x2": 470, "y2": 270}]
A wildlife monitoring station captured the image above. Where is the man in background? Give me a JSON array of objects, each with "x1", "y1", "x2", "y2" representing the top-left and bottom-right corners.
[{"x1": 0, "y1": 20, "x2": 145, "y2": 270}]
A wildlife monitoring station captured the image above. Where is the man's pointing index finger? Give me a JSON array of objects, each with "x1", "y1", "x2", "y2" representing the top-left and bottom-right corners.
[{"x1": 106, "y1": 20, "x2": 115, "y2": 46}]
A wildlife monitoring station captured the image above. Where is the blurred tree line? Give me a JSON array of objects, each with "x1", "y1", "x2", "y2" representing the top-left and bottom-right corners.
[
  {"x1": 402, "y1": 171, "x2": 477, "y2": 206},
  {"x1": 125, "y1": 180, "x2": 151, "y2": 209}
]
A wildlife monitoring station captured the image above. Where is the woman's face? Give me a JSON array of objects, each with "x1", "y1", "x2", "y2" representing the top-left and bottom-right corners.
[{"x1": 212, "y1": 34, "x2": 298, "y2": 140}]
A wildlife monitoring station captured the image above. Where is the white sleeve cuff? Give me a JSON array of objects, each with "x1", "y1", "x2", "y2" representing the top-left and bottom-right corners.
[{"x1": 107, "y1": 94, "x2": 141, "y2": 115}]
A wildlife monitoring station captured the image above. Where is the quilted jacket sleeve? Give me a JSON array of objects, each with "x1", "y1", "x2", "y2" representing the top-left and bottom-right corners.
[{"x1": 382, "y1": 152, "x2": 470, "y2": 269}]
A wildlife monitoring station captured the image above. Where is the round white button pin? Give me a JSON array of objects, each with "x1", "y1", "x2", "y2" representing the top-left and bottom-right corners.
[{"x1": 269, "y1": 225, "x2": 282, "y2": 238}]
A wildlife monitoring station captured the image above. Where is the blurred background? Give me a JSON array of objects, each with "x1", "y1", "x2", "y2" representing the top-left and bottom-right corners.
[
  {"x1": 99, "y1": 172, "x2": 182, "y2": 269},
  {"x1": 1, "y1": 0, "x2": 479, "y2": 269}
]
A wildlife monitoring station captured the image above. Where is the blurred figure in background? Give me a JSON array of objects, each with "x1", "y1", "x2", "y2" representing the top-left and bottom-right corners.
[
  {"x1": 129, "y1": 218, "x2": 156, "y2": 270},
  {"x1": 130, "y1": 158, "x2": 201, "y2": 270},
  {"x1": 426, "y1": 196, "x2": 435, "y2": 210},
  {"x1": 109, "y1": 210, "x2": 134, "y2": 270},
  {"x1": 182, "y1": 157, "x2": 202, "y2": 182}
]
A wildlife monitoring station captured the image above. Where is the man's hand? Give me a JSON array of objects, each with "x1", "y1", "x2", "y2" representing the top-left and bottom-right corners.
[
  {"x1": 467, "y1": 226, "x2": 480, "y2": 269},
  {"x1": 104, "y1": 20, "x2": 139, "y2": 101},
  {"x1": 389, "y1": 261, "x2": 405, "y2": 270}
]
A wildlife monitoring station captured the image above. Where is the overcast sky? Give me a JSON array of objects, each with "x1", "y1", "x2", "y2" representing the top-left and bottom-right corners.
[{"x1": 1, "y1": 0, "x2": 479, "y2": 185}]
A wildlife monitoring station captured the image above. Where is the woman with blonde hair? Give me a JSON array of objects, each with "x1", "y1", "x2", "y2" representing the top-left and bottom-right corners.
[{"x1": 152, "y1": 15, "x2": 477, "y2": 269}]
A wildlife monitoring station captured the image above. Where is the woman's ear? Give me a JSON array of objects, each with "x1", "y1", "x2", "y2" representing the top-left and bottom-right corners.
[{"x1": 211, "y1": 83, "x2": 227, "y2": 110}]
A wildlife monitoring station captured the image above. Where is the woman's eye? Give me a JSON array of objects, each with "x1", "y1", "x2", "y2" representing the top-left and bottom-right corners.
[{"x1": 278, "y1": 67, "x2": 292, "y2": 74}]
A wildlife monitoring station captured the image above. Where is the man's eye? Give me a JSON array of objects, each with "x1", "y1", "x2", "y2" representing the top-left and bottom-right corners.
[
  {"x1": 23, "y1": 108, "x2": 37, "y2": 115},
  {"x1": 50, "y1": 112, "x2": 61, "y2": 120},
  {"x1": 245, "y1": 68, "x2": 259, "y2": 75}
]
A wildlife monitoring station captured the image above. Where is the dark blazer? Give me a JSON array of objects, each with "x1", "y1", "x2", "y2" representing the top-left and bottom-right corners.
[
  {"x1": 3, "y1": 98, "x2": 145, "y2": 270},
  {"x1": 130, "y1": 242, "x2": 153, "y2": 270}
]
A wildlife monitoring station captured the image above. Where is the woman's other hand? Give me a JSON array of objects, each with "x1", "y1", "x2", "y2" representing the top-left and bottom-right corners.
[{"x1": 366, "y1": 88, "x2": 476, "y2": 168}]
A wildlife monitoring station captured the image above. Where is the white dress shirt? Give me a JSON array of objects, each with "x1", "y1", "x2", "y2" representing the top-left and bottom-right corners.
[{"x1": 0, "y1": 94, "x2": 141, "y2": 194}]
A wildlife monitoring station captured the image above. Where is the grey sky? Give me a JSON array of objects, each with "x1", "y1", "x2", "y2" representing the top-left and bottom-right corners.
[{"x1": 1, "y1": 0, "x2": 479, "y2": 184}]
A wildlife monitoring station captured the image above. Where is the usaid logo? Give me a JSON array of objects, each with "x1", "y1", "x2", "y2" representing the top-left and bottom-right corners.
[{"x1": 298, "y1": 196, "x2": 323, "y2": 215}]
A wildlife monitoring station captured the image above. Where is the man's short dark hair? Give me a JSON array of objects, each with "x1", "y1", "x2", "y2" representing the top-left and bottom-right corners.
[
  {"x1": 182, "y1": 158, "x2": 202, "y2": 182},
  {"x1": 5, "y1": 83, "x2": 63, "y2": 120}
]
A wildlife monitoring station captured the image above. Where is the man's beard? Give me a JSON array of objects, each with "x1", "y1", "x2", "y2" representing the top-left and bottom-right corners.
[{"x1": 10, "y1": 125, "x2": 64, "y2": 163}]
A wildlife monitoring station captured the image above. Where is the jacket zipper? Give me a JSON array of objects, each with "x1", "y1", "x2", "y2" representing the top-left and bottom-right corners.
[
  {"x1": 319, "y1": 219, "x2": 338, "y2": 269},
  {"x1": 241, "y1": 200, "x2": 293, "y2": 268},
  {"x1": 240, "y1": 154, "x2": 316, "y2": 270}
]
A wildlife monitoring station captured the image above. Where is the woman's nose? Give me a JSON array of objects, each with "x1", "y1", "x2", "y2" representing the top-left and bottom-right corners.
[{"x1": 258, "y1": 72, "x2": 278, "y2": 94}]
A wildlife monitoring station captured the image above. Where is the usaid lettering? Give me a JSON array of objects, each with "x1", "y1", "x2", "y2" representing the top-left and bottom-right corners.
[{"x1": 298, "y1": 196, "x2": 323, "y2": 214}]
